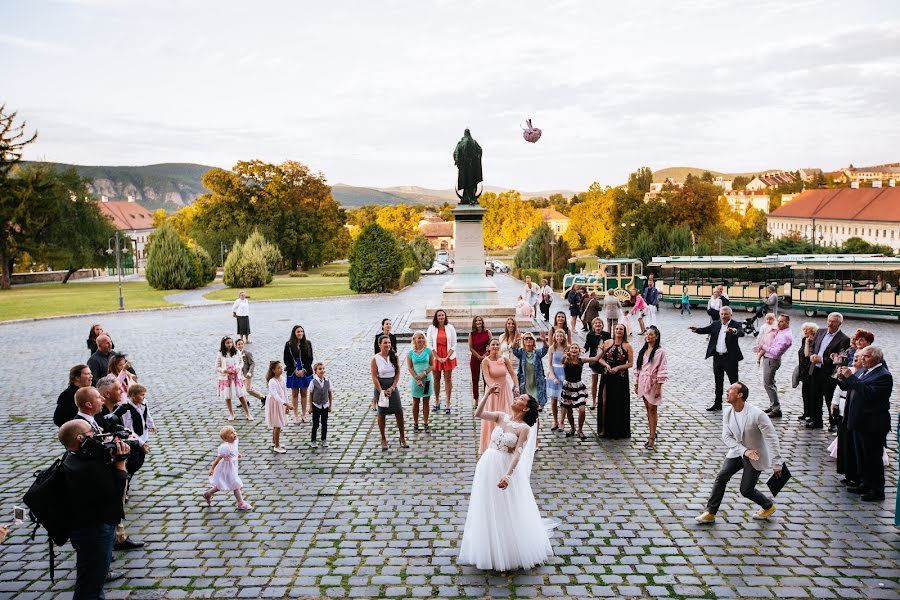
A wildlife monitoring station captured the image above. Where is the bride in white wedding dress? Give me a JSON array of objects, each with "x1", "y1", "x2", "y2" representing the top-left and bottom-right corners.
[{"x1": 458, "y1": 384, "x2": 554, "y2": 571}]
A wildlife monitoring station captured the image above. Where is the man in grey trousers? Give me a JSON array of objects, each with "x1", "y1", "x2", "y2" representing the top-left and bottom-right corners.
[{"x1": 760, "y1": 314, "x2": 793, "y2": 418}]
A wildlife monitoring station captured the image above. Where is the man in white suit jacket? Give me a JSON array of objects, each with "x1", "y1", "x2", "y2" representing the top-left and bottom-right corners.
[{"x1": 696, "y1": 382, "x2": 784, "y2": 523}]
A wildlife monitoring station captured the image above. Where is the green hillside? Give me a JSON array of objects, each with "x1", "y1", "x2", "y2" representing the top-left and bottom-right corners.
[{"x1": 652, "y1": 166, "x2": 783, "y2": 183}]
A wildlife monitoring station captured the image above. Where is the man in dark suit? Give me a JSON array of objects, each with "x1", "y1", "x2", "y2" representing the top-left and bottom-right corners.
[
  {"x1": 806, "y1": 312, "x2": 850, "y2": 429},
  {"x1": 690, "y1": 305, "x2": 744, "y2": 411},
  {"x1": 836, "y1": 345, "x2": 893, "y2": 502}
]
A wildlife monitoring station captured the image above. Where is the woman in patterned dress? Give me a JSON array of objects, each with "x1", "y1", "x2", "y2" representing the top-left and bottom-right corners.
[{"x1": 596, "y1": 323, "x2": 633, "y2": 439}]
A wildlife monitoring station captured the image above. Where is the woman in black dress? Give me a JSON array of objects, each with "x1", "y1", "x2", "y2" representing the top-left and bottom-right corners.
[
  {"x1": 373, "y1": 318, "x2": 398, "y2": 354},
  {"x1": 584, "y1": 317, "x2": 611, "y2": 411},
  {"x1": 284, "y1": 325, "x2": 314, "y2": 424},
  {"x1": 596, "y1": 323, "x2": 633, "y2": 439}
]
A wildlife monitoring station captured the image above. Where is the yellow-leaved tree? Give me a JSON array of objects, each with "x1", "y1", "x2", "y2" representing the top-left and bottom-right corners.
[
  {"x1": 480, "y1": 190, "x2": 541, "y2": 249},
  {"x1": 376, "y1": 204, "x2": 424, "y2": 242},
  {"x1": 567, "y1": 183, "x2": 617, "y2": 254}
]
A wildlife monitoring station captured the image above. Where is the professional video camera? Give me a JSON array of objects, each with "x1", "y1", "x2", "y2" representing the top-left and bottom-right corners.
[{"x1": 80, "y1": 409, "x2": 141, "y2": 464}]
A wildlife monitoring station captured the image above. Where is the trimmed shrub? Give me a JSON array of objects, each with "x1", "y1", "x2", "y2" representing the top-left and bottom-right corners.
[
  {"x1": 288, "y1": 271, "x2": 309, "y2": 278},
  {"x1": 223, "y1": 231, "x2": 282, "y2": 288},
  {"x1": 399, "y1": 266, "x2": 420, "y2": 288},
  {"x1": 408, "y1": 235, "x2": 436, "y2": 271},
  {"x1": 222, "y1": 241, "x2": 245, "y2": 287},
  {"x1": 145, "y1": 223, "x2": 194, "y2": 290},
  {"x1": 245, "y1": 229, "x2": 282, "y2": 279},
  {"x1": 187, "y1": 244, "x2": 216, "y2": 288},
  {"x1": 349, "y1": 224, "x2": 404, "y2": 293}
]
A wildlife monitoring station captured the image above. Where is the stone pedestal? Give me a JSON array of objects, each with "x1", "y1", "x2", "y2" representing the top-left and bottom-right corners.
[
  {"x1": 441, "y1": 205, "x2": 498, "y2": 306},
  {"x1": 407, "y1": 205, "x2": 527, "y2": 334}
]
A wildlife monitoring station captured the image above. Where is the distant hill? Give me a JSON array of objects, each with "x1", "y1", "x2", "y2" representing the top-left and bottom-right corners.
[
  {"x1": 20, "y1": 161, "x2": 213, "y2": 212},
  {"x1": 18, "y1": 161, "x2": 578, "y2": 210},
  {"x1": 652, "y1": 166, "x2": 784, "y2": 183}
]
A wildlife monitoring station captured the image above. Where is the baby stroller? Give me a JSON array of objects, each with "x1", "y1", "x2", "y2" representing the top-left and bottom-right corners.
[{"x1": 741, "y1": 303, "x2": 770, "y2": 336}]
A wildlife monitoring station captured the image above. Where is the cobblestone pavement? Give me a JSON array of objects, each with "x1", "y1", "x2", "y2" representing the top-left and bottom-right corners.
[{"x1": 0, "y1": 273, "x2": 897, "y2": 599}]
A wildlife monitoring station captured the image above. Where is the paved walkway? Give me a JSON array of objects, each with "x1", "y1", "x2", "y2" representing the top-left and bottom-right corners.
[
  {"x1": 164, "y1": 283, "x2": 227, "y2": 306},
  {"x1": 0, "y1": 273, "x2": 897, "y2": 599}
]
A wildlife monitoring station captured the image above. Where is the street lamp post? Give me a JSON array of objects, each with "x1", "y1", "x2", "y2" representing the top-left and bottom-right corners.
[
  {"x1": 220, "y1": 241, "x2": 229, "y2": 267},
  {"x1": 107, "y1": 231, "x2": 128, "y2": 310},
  {"x1": 528, "y1": 241, "x2": 533, "y2": 270},
  {"x1": 549, "y1": 238, "x2": 557, "y2": 290},
  {"x1": 620, "y1": 222, "x2": 636, "y2": 256}
]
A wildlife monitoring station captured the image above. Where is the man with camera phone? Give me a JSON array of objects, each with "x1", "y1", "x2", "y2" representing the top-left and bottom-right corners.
[{"x1": 58, "y1": 419, "x2": 130, "y2": 600}]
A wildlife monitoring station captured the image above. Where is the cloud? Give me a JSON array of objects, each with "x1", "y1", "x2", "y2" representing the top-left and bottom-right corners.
[{"x1": 0, "y1": 33, "x2": 67, "y2": 54}]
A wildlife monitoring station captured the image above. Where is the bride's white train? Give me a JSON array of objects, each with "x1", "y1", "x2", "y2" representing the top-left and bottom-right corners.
[{"x1": 458, "y1": 386, "x2": 555, "y2": 571}]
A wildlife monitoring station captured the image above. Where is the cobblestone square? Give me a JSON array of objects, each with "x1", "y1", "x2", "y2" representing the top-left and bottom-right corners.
[{"x1": 0, "y1": 274, "x2": 897, "y2": 599}]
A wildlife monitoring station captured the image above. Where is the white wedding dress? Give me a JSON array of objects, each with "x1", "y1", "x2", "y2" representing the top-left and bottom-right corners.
[{"x1": 458, "y1": 414, "x2": 554, "y2": 571}]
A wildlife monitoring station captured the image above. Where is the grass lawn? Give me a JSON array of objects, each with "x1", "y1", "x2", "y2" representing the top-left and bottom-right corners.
[
  {"x1": 203, "y1": 264, "x2": 354, "y2": 301},
  {"x1": 0, "y1": 281, "x2": 177, "y2": 321}
]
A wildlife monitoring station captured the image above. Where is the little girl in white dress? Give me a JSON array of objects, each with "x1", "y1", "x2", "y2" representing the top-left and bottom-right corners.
[
  {"x1": 203, "y1": 425, "x2": 252, "y2": 511},
  {"x1": 458, "y1": 384, "x2": 554, "y2": 571}
]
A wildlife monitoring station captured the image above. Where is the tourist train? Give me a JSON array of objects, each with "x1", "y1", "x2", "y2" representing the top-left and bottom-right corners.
[{"x1": 563, "y1": 254, "x2": 900, "y2": 319}]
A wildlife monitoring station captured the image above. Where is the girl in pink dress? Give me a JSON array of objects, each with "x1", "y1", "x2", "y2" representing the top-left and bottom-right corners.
[
  {"x1": 479, "y1": 339, "x2": 518, "y2": 453},
  {"x1": 265, "y1": 361, "x2": 292, "y2": 453},
  {"x1": 633, "y1": 326, "x2": 669, "y2": 450},
  {"x1": 203, "y1": 426, "x2": 252, "y2": 510}
]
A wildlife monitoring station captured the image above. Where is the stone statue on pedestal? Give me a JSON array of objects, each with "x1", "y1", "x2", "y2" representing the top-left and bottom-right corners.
[{"x1": 453, "y1": 129, "x2": 483, "y2": 205}]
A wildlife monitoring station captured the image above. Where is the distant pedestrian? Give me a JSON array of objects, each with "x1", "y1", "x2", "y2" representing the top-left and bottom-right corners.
[
  {"x1": 523, "y1": 275, "x2": 540, "y2": 318},
  {"x1": 427, "y1": 309, "x2": 457, "y2": 414},
  {"x1": 54, "y1": 364, "x2": 93, "y2": 427},
  {"x1": 216, "y1": 336, "x2": 251, "y2": 421},
  {"x1": 680, "y1": 291, "x2": 691, "y2": 315},
  {"x1": 468, "y1": 316, "x2": 492, "y2": 407},
  {"x1": 264, "y1": 360, "x2": 291, "y2": 453},
  {"x1": 203, "y1": 426, "x2": 252, "y2": 511},
  {"x1": 642, "y1": 281, "x2": 659, "y2": 326},
  {"x1": 634, "y1": 326, "x2": 668, "y2": 449},
  {"x1": 629, "y1": 288, "x2": 647, "y2": 335},
  {"x1": 232, "y1": 291, "x2": 251, "y2": 344},
  {"x1": 539, "y1": 278, "x2": 553, "y2": 321},
  {"x1": 308, "y1": 362, "x2": 333, "y2": 449},
  {"x1": 706, "y1": 290, "x2": 723, "y2": 321},
  {"x1": 580, "y1": 292, "x2": 601, "y2": 333},
  {"x1": 601, "y1": 289, "x2": 624, "y2": 334},
  {"x1": 284, "y1": 325, "x2": 314, "y2": 424},
  {"x1": 695, "y1": 382, "x2": 782, "y2": 524},
  {"x1": 372, "y1": 335, "x2": 408, "y2": 451},
  {"x1": 407, "y1": 332, "x2": 434, "y2": 433},
  {"x1": 568, "y1": 286, "x2": 583, "y2": 331}
]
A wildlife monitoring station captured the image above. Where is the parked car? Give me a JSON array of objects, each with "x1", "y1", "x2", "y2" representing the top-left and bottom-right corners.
[
  {"x1": 435, "y1": 250, "x2": 450, "y2": 265},
  {"x1": 422, "y1": 262, "x2": 449, "y2": 275},
  {"x1": 490, "y1": 260, "x2": 510, "y2": 273}
]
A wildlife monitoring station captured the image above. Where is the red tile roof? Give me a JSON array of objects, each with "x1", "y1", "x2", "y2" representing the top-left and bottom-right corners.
[
  {"x1": 768, "y1": 188, "x2": 900, "y2": 223},
  {"x1": 420, "y1": 222, "x2": 454, "y2": 237},
  {"x1": 98, "y1": 201, "x2": 155, "y2": 231},
  {"x1": 537, "y1": 208, "x2": 570, "y2": 221}
]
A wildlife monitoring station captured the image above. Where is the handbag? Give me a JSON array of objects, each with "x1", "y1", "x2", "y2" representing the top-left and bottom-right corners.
[
  {"x1": 422, "y1": 378, "x2": 431, "y2": 396},
  {"x1": 377, "y1": 390, "x2": 390, "y2": 408},
  {"x1": 765, "y1": 463, "x2": 791, "y2": 496},
  {"x1": 791, "y1": 364, "x2": 800, "y2": 389}
]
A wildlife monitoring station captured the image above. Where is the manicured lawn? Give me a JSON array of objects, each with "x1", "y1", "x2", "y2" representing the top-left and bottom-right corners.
[
  {"x1": 203, "y1": 265, "x2": 354, "y2": 301},
  {"x1": 0, "y1": 281, "x2": 177, "y2": 321}
]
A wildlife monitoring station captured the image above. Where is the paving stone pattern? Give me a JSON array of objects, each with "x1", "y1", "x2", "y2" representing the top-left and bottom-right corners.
[{"x1": 0, "y1": 274, "x2": 897, "y2": 599}]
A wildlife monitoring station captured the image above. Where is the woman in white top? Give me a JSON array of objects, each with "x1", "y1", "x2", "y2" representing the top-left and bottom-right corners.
[
  {"x1": 426, "y1": 309, "x2": 458, "y2": 414},
  {"x1": 232, "y1": 290, "x2": 251, "y2": 344},
  {"x1": 371, "y1": 335, "x2": 408, "y2": 451},
  {"x1": 707, "y1": 290, "x2": 723, "y2": 321}
]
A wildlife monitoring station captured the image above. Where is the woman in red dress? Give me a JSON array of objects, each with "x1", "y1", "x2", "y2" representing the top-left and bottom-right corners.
[
  {"x1": 468, "y1": 316, "x2": 492, "y2": 407},
  {"x1": 426, "y1": 309, "x2": 458, "y2": 414}
]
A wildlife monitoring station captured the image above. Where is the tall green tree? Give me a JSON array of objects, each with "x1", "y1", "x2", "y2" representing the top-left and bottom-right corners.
[
  {"x1": 0, "y1": 106, "x2": 39, "y2": 288},
  {"x1": 348, "y1": 223, "x2": 404, "y2": 293},
  {"x1": 145, "y1": 223, "x2": 195, "y2": 290},
  {"x1": 408, "y1": 234, "x2": 436, "y2": 271},
  {"x1": 627, "y1": 166, "x2": 653, "y2": 195}
]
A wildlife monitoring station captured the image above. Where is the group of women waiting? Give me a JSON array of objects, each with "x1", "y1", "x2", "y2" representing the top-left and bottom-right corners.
[{"x1": 370, "y1": 306, "x2": 670, "y2": 452}]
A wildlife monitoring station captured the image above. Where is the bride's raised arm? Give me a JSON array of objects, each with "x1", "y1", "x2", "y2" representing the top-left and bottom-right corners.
[
  {"x1": 498, "y1": 426, "x2": 531, "y2": 489},
  {"x1": 474, "y1": 384, "x2": 502, "y2": 422}
]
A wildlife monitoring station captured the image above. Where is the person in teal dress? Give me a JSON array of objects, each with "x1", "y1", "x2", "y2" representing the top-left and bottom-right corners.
[{"x1": 407, "y1": 332, "x2": 435, "y2": 433}]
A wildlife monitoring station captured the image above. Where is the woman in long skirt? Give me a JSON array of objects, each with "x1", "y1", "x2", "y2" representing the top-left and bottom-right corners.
[{"x1": 596, "y1": 323, "x2": 633, "y2": 438}]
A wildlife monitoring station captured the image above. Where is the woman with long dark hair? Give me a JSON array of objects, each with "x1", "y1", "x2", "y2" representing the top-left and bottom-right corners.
[
  {"x1": 217, "y1": 336, "x2": 250, "y2": 421},
  {"x1": 284, "y1": 325, "x2": 314, "y2": 424},
  {"x1": 469, "y1": 316, "x2": 492, "y2": 407},
  {"x1": 596, "y1": 323, "x2": 633, "y2": 438},
  {"x1": 372, "y1": 335, "x2": 408, "y2": 451},
  {"x1": 550, "y1": 311, "x2": 571, "y2": 345},
  {"x1": 86, "y1": 323, "x2": 114, "y2": 355},
  {"x1": 426, "y1": 309, "x2": 457, "y2": 414},
  {"x1": 374, "y1": 318, "x2": 398, "y2": 354},
  {"x1": 634, "y1": 326, "x2": 668, "y2": 449}
]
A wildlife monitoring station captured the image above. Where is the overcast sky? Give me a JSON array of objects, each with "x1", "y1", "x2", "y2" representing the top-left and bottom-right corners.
[{"x1": 4, "y1": 0, "x2": 899, "y2": 190}]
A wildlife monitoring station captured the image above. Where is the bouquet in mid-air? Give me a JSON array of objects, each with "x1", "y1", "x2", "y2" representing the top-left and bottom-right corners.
[{"x1": 522, "y1": 118, "x2": 542, "y2": 143}]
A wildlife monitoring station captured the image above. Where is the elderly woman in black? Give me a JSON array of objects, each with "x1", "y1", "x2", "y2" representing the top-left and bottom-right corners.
[
  {"x1": 284, "y1": 325, "x2": 314, "y2": 424},
  {"x1": 372, "y1": 335, "x2": 408, "y2": 451}
]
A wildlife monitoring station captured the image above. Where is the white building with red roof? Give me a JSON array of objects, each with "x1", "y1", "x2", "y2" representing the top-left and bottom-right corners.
[
  {"x1": 767, "y1": 187, "x2": 900, "y2": 251},
  {"x1": 96, "y1": 197, "x2": 156, "y2": 268}
]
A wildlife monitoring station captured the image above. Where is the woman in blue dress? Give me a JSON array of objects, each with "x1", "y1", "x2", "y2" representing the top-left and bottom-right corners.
[
  {"x1": 545, "y1": 329, "x2": 568, "y2": 432},
  {"x1": 283, "y1": 325, "x2": 314, "y2": 424}
]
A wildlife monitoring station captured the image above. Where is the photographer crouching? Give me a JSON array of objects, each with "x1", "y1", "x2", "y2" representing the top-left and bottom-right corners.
[{"x1": 58, "y1": 419, "x2": 130, "y2": 600}]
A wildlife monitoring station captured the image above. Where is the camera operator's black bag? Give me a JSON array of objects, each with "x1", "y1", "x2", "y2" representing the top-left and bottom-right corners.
[{"x1": 23, "y1": 452, "x2": 71, "y2": 582}]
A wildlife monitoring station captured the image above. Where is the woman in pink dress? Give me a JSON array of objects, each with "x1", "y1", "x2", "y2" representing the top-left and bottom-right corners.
[
  {"x1": 633, "y1": 326, "x2": 668, "y2": 450},
  {"x1": 479, "y1": 339, "x2": 518, "y2": 452}
]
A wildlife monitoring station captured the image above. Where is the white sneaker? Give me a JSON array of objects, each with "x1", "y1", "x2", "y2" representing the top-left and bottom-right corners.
[
  {"x1": 321, "y1": 440, "x2": 329, "y2": 448},
  {"x1": 273, "y1": 446, "x2": 287, "y2": 454},
  {"x1": 308, "y1": 441, "x2": 318, "y2": 448}
]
